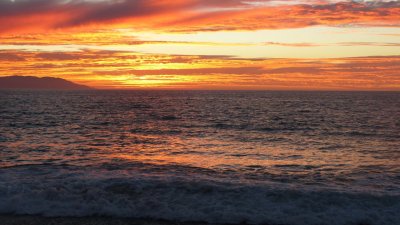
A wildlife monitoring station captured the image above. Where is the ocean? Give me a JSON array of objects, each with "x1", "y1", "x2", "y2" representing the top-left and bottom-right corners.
[{"x1": 0, "y1": 90, "x2": 399, "y2": 225}]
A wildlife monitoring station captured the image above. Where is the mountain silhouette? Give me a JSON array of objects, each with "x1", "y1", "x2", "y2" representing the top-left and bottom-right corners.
[{"x1": 0, "y1": 76, "x2": 92, "y2": 90}]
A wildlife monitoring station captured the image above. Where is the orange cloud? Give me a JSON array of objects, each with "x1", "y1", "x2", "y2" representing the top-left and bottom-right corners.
[
  {"x1": 0, "y1": 49, "x2": 399, "y2": 90},
  {"x1": 0, "y1": 0, "x2": 399, "y2": 34},
  {"x1": 166, "y1": 1, "x2": 400, "y2": 32}
]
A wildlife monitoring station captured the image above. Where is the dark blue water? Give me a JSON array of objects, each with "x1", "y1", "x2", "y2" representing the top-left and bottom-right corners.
[{"x1": 0, "y1": 91, "x2": 399, "y2": 225}]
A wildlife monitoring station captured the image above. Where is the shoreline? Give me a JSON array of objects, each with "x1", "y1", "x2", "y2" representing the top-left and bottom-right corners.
[
  {"x1": 0, "y1": 215, "x2": 377, "y2": 225},
  {"x1": 0, "y1": 215, "x2": 230, "y2": 225}
]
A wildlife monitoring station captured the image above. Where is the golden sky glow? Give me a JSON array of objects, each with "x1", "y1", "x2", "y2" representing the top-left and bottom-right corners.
[{"x1": 0, "y1": 0, "x2": 399, "y2": 90}]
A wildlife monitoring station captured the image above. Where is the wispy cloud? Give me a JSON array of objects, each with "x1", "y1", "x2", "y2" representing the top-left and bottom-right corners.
[
  {"x1": 0, "y1": 49, "x2": 399, "y2": 90},
  {"x1": 263, "y1": 42, "x2": 321, "y2": 47},
  {"x1": 0, "y1": 0, "x2": 399, "y2": 33}
]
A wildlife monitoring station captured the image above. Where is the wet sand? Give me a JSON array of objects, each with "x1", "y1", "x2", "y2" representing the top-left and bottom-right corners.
[
  {"x1": 0, "y1": 214, "x2": 372, "y2": 225},
  {"x1": 0, "y1": 215, "x2": 211, "y2": 225}
]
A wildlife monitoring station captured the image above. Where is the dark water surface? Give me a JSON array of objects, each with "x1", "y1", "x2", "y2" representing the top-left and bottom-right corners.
[{"x1": 0, "y1": 91, "x2": 399, "y2": 225}]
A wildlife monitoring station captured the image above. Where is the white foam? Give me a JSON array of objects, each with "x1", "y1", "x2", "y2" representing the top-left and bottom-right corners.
[{"x1": 0, "y1": 166, "x2": 399, "y2": 225}]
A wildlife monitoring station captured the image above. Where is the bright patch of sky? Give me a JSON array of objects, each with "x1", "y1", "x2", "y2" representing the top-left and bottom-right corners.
[
  {"x1": 132, "y1": 26, "x2": 400, "y2": 46},
  {"x1": 1, "y1": 26, "x2": 398, "y2": 58}
]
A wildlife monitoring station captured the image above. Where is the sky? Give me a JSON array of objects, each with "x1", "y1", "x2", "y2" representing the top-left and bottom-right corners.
[{"x1": 0, "y1": 0, "x2": 399, "y2": 90}]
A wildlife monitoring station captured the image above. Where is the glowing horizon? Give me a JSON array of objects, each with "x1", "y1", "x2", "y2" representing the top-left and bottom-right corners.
[{"x1": 0, "y1": 0, "x2": 399, "y2": 90}]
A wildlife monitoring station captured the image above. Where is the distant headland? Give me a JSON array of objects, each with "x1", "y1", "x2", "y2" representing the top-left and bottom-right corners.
[{"x1": 0, "y1": 76, "x2": 92, "y2": 90}]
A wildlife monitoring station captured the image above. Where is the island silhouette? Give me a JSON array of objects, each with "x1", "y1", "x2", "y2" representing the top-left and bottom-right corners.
[{"x1": 0, "y1": 76, "x2": 91, "y2": 90}]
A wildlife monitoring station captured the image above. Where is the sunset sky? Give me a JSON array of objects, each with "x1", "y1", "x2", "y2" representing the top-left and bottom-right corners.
[{"x1": 0, "y1": 0, "x2": 399, "y2": 90}]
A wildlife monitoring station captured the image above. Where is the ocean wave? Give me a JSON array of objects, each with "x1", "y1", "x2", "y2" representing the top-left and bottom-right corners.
[{"x1": 0, "y1": 166, "x2": 398, "y2": 225}]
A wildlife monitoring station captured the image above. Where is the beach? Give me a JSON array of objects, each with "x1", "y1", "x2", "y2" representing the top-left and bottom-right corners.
[{"x1": 0, "y1": 215, "x2": 209, "y2": 225}]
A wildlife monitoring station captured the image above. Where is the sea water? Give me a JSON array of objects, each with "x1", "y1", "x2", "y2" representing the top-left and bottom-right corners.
[{"x1": 0, "y1": 90, "x2": 399, "y2": 225}]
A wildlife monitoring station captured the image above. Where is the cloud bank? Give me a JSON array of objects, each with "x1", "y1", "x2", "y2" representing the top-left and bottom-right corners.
[
  {"x1": 1, "y1": 49, "x2": 399, "y2": 90},
  {"x1": 0, "y1": 0, "x2": 399, "y2": 33}
]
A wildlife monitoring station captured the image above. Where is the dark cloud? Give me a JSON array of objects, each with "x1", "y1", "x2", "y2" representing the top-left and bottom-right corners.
[
  {"x1": 0, "y1": 52, "x2": 25, "y2": 61},
  {"x1": 97, "y1": 66, "x2": 323, "y2": 76},
  {"x1": 36, "y1": 52, "x2": 83, "y2": 60},
  {"x1": 57, "y1": 1, "x2": 172, "y2": 27},
  {"x1": 0, "y1": 0, "x2": 60, "y2": 17}
]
